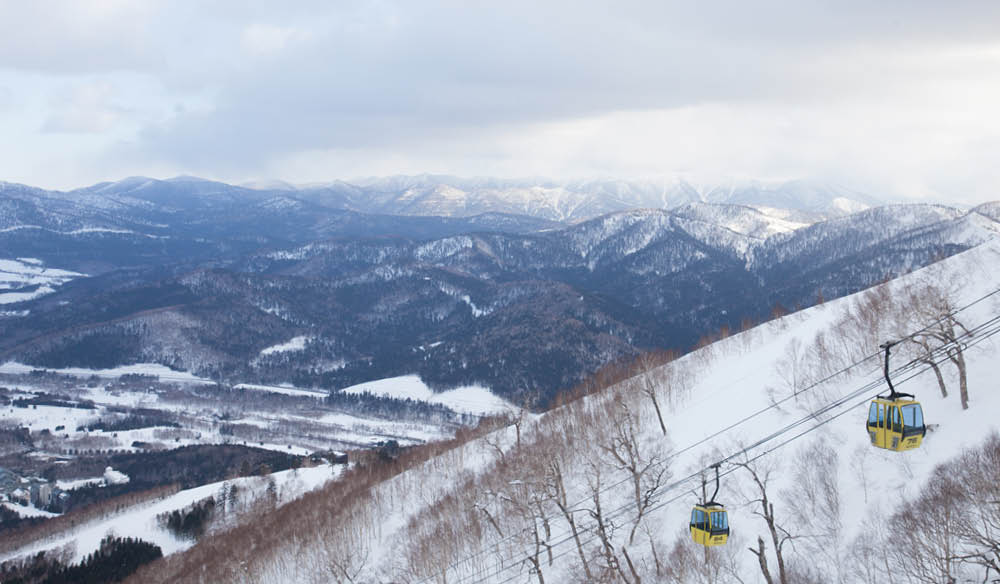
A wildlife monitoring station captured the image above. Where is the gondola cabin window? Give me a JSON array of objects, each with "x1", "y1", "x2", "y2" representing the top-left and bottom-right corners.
[
  {"x1": 711, "y1": 509, "x2": 728, "y2": 531},
  {"x1": 691, "y1": 507, "x2": 707, "y2": 528},
  {"x1": 900, "y1": 404, "x2": 923, "y2": 428}
]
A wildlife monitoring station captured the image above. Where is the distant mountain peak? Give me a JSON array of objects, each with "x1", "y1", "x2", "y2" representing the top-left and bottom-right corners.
[
  {"x1": 5, "y1": 174, "x2": 892, "y2": 223},
  {"x1": 241, "y1": 179, "x2": 299, "y2": 191}
]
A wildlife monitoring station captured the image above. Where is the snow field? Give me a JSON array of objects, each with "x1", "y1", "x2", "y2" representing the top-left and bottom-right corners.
[
  {"x1": 0, "y1": 258, "x2": 86, "y2": 304},
  {"x1": 0, "y1": 362, "x2": 214, "y2": 384},
  {"x1": 0, "y1": 463, "x2": 344, "y2": 565},
  {"x1": 341, "y1": 374, "x2": 516, "y2": 415},
  {"x1": 258, "y1": 336, "x2": 312, "y2": 356},
  {"x1": 2, "y1": 361, "x2": 471, "y2": 452}
]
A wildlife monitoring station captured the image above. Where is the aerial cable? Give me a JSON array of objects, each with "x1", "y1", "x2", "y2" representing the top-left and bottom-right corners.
[
  {"x1": 435, "y1": 304, "x2": 1000, "y2": 584},
  {"x1": 423, "y1": 285, "x2": 1000, "y2": 584},
  {"x1": 455, "y1": 307, "x2": 1000, "y2": 584}
]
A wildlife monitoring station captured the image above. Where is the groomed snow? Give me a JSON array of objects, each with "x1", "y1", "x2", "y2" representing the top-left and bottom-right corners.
[
  {"x1": 0, "y1": 258, "x2": 86, "y2": 304},
  {"x1": 55, "y1": 478, "x2": 105, "y2": 491},
  {"x1": 0, "y1": 225, "x2": 164, "y2": 238},
  {"x1": 0, "y1": 362, "x2": 213, "y2": 384},
  {"x1": 0, "y1": 285, "x2": 56, "y2": 304},
  {"x1": 233, "y1": 382, "x2": 327, "y2": 398},
  {"x1": 340, "y1": 374, "x2": 515, "y2": 415},
  {"x1": 259, "y1": 336, "x2": 311, "y2": 356},
  {"x1": 103, "y1": 467, "x2": 129, "y2": 485},
  {"x1": 2, "y1": 502, "x2": 58, "y2": 519}
]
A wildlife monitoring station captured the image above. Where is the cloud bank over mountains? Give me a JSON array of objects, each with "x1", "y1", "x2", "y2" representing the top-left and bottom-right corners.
[{"x1": 1, "y1": 1, "x2": 999, "y2": 203}]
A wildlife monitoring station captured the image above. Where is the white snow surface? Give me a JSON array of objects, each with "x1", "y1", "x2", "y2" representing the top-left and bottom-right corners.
[
  {"x1": 831, "y1": 196, "x2": 871, "y2": 214},
  {"x1": 0, "y1": 285, "x2": 56, "y2": 304},
  {"x1": 0, "y1": 362, "x2": 213, "y2": 383},
  {"x1": 55, "y1": 477, "x2": 105, "y2": 490},
  {"x1": 0, "y1": 225, "x2": 164, "y2": 238},
  {"x1": 259, "y1": 336, "x2": 311, "y2": 355},
  {"x1": 102, "y1": 467, "x2": 129, "y2": 485},
  {"x1": 2, "y1": 502, "x2": 58, "y2": 518},
  {"x1": 0, "y1": 258, "x2": 85, "y2": 304},
  {"x1": 0, "y1": 464, "x2": 343, "y2": 565},
  {"x1": 0, "y1": 364, "x2": 453, "y2": 453},
  {"x1": 340, "y1": 374, "x2": 515, "y2": 415},
  {"x1": 244, "y1": 238, "x2": 1000, "y2": 583},
  {"x1": 233, "y1": 382, "x2": 327, "y2": 398}
]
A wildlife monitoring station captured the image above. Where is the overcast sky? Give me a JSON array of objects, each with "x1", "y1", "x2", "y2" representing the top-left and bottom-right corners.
[{"x1": 1, "y1": 1, "x2": 998, "y2": 203}]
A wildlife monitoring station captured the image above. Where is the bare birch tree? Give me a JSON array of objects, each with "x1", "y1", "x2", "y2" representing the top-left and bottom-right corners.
[
  {"x1": 636, "y1": 351, "x2": 674, "y2": 435},
  {"x1": 737, "y1": 457, "x2": 798, "y2": 584},
  {"x1": 598, "y1": 394, "x2": 670, "y2": 545}
]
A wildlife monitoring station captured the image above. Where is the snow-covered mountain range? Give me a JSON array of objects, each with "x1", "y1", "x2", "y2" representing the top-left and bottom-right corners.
[
  {"x1": 259, "y1": 174, "x2": 882, "y2": 222},
  {"x1": 2, "y1": 182, "x2": 998, "y2": 402},
  {"x1": 4, "y1": 175, "x2": 880, "y2": 230}
]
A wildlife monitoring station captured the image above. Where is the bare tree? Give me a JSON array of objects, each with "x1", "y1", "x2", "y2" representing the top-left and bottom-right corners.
[
  {"x1": 749, "y1": 536, "x2": 776, "y2": 584},
  {"x1": 849, "y1": 445, "x2": 872, "y2": 505},
  {"x1": 846, "y1": 517, "x2": 890, "y2": 584},
  {"x1": 662, "y1": 529, "x2": 744, "y2": 584},
  {"x1": 857, "y1": 433, "x2": 1000, "y2": 584},
  {"x1": 949, "y1": 433, "x2": 1000, "y2": 580},
  {"x1": 776, "y1": 338, "x2": 807, "y2": 400},
  {"x1": 636, "y1": 351, "x2": 673, "y2": 435},
  {"x1": 473, "y1": 489, "x2": 506, "y2": 538},
  {"x1": 583, "y1": 461, "x2": 633, "y2": 584},
  {"x1": 597, "y1": 394, "x2": 670, "y2": 545},
  {"x1": 501, "y1": 477, "x2": 553, "y2": 584},
  {"x1": 906, "y1": 331, "x2": 950, "y2": 398},
  {"x1": 737, "y1": 457, "x2": 799, "y2": 584},
  {"x1": 888, "y1": 480, "x2": 963, "y2": 584},
  {"x1": 543, "y1": 458, "x2": 591, "y2": 580},
  {"x1": 901, "y1": 279, "x2": 973, "y2": 409},
  {"x1": 781, "y1": 440, "x2": 843, "y2": 582},
  {"x1": 482, "y1": 428, "x2": 510, "y2": 464}
]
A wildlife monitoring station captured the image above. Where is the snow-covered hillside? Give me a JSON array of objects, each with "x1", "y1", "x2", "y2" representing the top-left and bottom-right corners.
[
  {"x1": 1, "y1": 464, "x2": 343, "y2": 566},
  {"x1": 341, "y1": 375, "x2": 515, "y2": 415},
  {"x1": 0, "y1": 258, "x2": 85, "y2": 305},
  {"x1": 0, "y1": 361, "x2": 466, "y2": 451},
  {"x1": 140, "y1": 239, "x2": 1000, "y2": 583}
]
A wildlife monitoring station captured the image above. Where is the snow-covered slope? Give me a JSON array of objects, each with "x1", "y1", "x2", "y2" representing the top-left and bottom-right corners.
[
  {"x1": 0, "y1": 258, "x2": 85, "y2": 305},
  {"x1": 340, "y1": 375, "x2": 515, "y2": 415},
  {"x1": 0, "y1": 464, "x2": 343, "y2": 566},
  {"x1": 166, "y1": 239, "x2": 1000, "y2": 583}
]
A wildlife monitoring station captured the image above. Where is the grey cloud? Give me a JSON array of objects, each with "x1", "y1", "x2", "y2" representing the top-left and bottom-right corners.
[
  {"x1": 40, "y1": 81, "x2": 130, "y2": 134},
  {"x1": 7, "y1": 0, "x2": 1000, "y2": 195},
  {"x1": 0, "y1": 2, "x2": 164, "y2": 74},
  {"x1": 128, "y1": 3, "x2": 813, "y2": 170}
]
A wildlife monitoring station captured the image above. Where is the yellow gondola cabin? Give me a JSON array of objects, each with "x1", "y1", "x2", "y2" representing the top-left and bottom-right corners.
[
  {"x1": 867, "y1": 341, "x2": 926, "y2": 452},
  {"x1": 690, "y1": 463, "x2": 729, "y2": 546},
  {"x1": 689, "y1": 502, "x2": 729, "y2": 546},
  {"x1": 867, "y1": 397, "x2": 925, "y2": 451}
]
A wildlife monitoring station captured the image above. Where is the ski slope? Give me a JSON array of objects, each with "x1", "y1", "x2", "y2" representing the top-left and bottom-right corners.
[
  {"x1": 341, "y1": 375, "x2": 516, "y2": 415},
  {"x1": 228, "y1": 238, "x2": 1000, "y2": 583}
]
